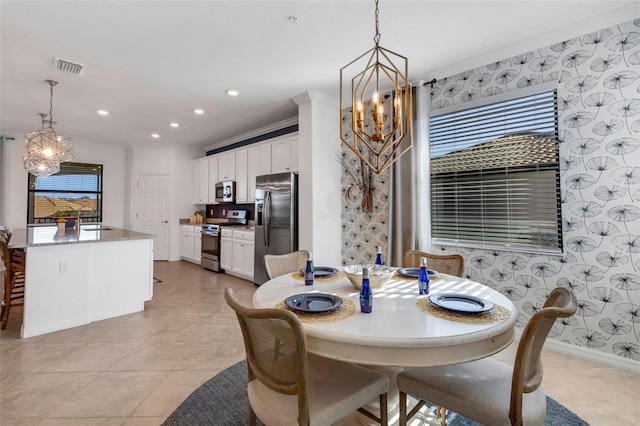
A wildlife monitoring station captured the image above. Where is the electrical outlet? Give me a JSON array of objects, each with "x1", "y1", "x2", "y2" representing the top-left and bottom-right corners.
[{"x1": 59, "y1": 260, "x2": 71, "y2": 273}]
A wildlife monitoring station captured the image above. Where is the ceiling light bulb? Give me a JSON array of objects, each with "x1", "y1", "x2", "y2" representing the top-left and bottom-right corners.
[
  {"x1": 37, "y1": 163, "x2": 46, "y2": 171},
  {"x1": 170, "y1": 122, "x2": 179, "y2": 128},
  {"x1": 42, "y1": 147, "x2": 54, "y2": 158},
  {"x1": 97, "y1": 110, "x2": 109, "y2": 116},
  {"x1": 151, "y1": 133, "x2": 160, "y2": 138},
  {"x1": 226, "y1": 89, "x2": 239, "y2": 96},
  {"x1": 194, "y1": 109, "x2": 204, "y2": 115}
]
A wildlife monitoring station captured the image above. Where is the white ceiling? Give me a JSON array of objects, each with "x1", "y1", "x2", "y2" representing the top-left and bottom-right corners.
[{"x1": 1, "y1": 1, "x2": 637, "y2": 152}]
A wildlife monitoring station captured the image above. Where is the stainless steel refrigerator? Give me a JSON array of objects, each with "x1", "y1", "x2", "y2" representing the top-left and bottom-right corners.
[{"x1": 253, "y1": 172, "x2": 299, "y2": 285}]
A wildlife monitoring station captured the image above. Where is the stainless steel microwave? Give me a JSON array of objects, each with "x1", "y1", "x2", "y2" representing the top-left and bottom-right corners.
[{"x1": 215, "y1": 181, "x2": 236, "y2": 203}]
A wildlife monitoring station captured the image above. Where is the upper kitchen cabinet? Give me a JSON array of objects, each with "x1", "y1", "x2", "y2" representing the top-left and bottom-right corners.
[
  {"x1": 248, "y1": 143, "x2": 272, "y2": 202},
  {"x1": 217, "y1": 152, "x2": 236, "y2": 181},
  {"x1": 235, "y1": 149, "x2": 248, "y2": 203},
  {"x1": 194, "y1": 157, "x2": 209, "y2": 204},
  {"x1": 271, "y1": 135, "x2": 298, "y2": 173},
  {"x1": 207, "y1": 156, "x2": 218, "y2": 203}
]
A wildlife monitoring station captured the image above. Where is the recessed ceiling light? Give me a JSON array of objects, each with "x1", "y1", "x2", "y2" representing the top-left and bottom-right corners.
[
  {"x1": 194, "y1": 109, "x2": 204, "y2": 115},
  {"x1": 170, "y1": 122, "x2": 179, "y2": 128},
  {"x1": 226, "y1": 89, "x2": 239, "y2": 96},
  {"x1": 97, "y1": 110, "x2": 109, "y2": 116},
  {"x1": 151, "y1": 133, "x2": 160, "y2": 138}
]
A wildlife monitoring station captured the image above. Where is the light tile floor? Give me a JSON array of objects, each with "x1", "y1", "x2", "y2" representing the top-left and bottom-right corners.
[{"x1": 1, "y1": 261, "x2": 637, "y2": 425}]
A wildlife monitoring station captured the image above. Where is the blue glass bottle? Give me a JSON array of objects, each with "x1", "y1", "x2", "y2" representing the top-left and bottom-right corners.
[
  {"x1": 418, "y1": 257, "x2": 430, "y2": 295},
  {"x1": 304, "y1": 252, "x2": 314, "y2": 286},
  {"x1": 360, "y1": 267, "x2": 373, "y2": 313},
  {"x1": 375, "y1": 246, "x2": 383, "y2": 265}
]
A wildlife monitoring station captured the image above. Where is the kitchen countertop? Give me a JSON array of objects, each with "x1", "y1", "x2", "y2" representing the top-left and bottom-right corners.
[{"x1": 8, "y1": 225, "x2": 155, "y2": 249}]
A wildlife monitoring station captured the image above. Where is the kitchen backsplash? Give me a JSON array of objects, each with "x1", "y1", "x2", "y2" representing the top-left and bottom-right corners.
[{"x1": 207, "y1": 204, "x2": 255, "y2": 220}]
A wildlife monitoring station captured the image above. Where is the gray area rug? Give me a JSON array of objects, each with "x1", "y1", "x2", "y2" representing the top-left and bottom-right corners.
[{"x1": 163, "y1": 360, "x2": 590, "y2": 426}]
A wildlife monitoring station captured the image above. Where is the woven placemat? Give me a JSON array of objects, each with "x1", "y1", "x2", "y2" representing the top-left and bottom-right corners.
[
  {"x1": 394, "y1": 272, "x2": 446, "y2": 283},
  {"x1": 417, "y1": 298, "x2": 511, "y2": 323},
  {"x1": 275, "y1": 298, "x2": 356, "y2": 323},
  {"x1": 291, "y1": 270, "x2": 346, "y2": 282}
]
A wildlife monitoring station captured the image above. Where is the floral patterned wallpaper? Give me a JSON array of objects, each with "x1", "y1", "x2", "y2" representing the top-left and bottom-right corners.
[{"x1": 342, "y1": 18, "x2": 640, "y2": 364}]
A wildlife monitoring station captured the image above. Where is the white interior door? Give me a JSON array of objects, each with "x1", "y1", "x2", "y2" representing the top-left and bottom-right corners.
[{"x1": 136, "y1": 174, "x2": 170, "y2": 260}]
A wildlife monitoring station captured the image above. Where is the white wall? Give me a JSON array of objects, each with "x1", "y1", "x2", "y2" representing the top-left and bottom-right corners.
[
  {"x1": 294, "y1": 91, "x2": 342, "y2": 266},
  {"x1": 129, "y1": 143, "x2": 201, "y2": 261}
]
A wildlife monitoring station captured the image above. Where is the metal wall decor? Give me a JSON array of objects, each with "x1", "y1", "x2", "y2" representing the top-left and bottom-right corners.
[
  {"x1": 23, "y1": 80, "x2": 74, "y2": 177},
  {"x1": 340, "y1": 0, "x2": 412, "y2": 174}
]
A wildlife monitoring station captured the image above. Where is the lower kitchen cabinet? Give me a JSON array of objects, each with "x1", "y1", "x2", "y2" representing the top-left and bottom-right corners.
[
  {"x1": 180, "y1": 225, "x2": 202, "y2": 265},
  {"x1": 222, "y1": 228, "x2": 254, "y2": 281},
  {"x1": 220, "y1": 229, "x2": 233, "y2": 271}
]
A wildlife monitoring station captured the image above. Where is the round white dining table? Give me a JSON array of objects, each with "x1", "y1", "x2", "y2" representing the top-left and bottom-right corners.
[
  {"x1": 252, "y1": 268, "x2": 517, "y2": 368},
  {"x1": 252, "y1": 268, "x2": 517, "y2": 425}
]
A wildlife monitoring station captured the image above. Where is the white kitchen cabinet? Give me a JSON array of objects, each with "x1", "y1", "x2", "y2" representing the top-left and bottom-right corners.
[
  {"x1": 235, "y1": 149, "x2": 248, "y2": 203},
  {"x1": 220, "y1": 228, "x2": 233, "y2": 271},
  {"x1": 232, "y1": 230, "x2": 255, "y2": 280},
  {"x1": 271, "y1": 135, "x2": 299, "y2": 173},
  {"x1": 217, "y1": 152, "x2": 236, "y2": 181},
  {"x1": 221, "y1": 228, "x2": 254, "y2": 281},
  {"x1": 248, "y1": 143, "x2": 272, "y2": 202},
  {"x1": 194, "y1": 226, "x2": 202, "y2": 264},
  {"x1": 207, "y1": 156, "x2": 219, "y2": 203},
  {"x1": 180, "y1": 225, "x2": 201, "y2": 265},
  {"x1": 194, "y1": 158, "x2": 209, "y2": 204}
]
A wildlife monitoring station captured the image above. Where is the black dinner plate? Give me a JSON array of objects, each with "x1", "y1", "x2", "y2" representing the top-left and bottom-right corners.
[
  {"x1": 396, "y1": 268, "x2": 439, "y2": 278},
  {"x1": 298, "y1": 266, "x2": 339, "y2": 278},
  {"x1": 285, "y1": 293, "x2": 343, "y2": 313},
  {"x1": 428, "y1": 293, "x2": 493, "y2": 313}
]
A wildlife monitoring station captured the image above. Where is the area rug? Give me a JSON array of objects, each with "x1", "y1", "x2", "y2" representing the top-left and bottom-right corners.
[{"x1": 162, "y1": 360, "x2": 590, "y2": 426}]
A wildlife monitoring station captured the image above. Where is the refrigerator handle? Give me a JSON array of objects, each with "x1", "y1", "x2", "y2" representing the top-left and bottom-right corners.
[{"x1": 264, "y1": 190, "x2": 271, "y2": 246}]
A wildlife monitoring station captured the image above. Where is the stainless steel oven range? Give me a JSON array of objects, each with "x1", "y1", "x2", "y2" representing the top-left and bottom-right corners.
[
  {"x1": 201, "y1": 209, "x2": 248, "y2": 273},
  {"x1": 201, "y1": 224, "x2": 221, "y2": 272}
]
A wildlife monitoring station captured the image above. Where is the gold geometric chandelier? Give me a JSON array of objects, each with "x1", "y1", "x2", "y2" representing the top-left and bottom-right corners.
[
  {"x1": 340, "y1": 0, "x2": 412, "y2": 174},
  {"x1": 23, "y1": 80, "x2": 74, "y2": 178}
]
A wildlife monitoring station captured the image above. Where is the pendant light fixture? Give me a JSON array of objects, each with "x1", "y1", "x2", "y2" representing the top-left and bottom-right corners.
[
  {"x1": 340, "y1": 0, "x2": 412, "y2": 174},
  {"x1": 23, "y1": 79, "x2": 74, "y2": 177}
]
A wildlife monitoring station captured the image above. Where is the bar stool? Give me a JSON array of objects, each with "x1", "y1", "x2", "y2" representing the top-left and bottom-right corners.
[{"x1": 0, "y1": 232, "x2": 25, "y2": 330}]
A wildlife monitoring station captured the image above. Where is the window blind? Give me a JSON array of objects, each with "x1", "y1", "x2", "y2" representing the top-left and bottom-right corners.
[
  {"x1": 429, "y1": 90, "x2": 562, "y2": 254},
  {"x1": 28, "y1": 162, "x2": 103, "y2": 224}
]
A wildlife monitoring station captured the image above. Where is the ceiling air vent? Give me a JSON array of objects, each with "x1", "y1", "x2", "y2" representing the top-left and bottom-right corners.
[{"x1": 52, "y1": 57, "x2": 87, "y2": 76}]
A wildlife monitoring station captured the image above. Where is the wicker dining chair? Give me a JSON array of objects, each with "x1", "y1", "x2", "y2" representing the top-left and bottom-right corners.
[
  {"x1": 264, "y1": 250, "x2": 309, "y2": 280},
  {"x1": 402, "y1": 250, "x2": 464, "y2": 277},
  {"x1": 397, "y1": 287, "x2": 577, "y2": 426},
  {"x1": 224, "y1": 287, "x2": 389, "y2": 426}
]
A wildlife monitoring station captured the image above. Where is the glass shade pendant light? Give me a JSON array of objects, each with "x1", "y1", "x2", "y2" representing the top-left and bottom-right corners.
[
  {"x1": 23, "y1": 79, "x2": 74, "y2": 177},
  {"x1": 340, "y1": 0, "x2": 412, "y2": 174}
]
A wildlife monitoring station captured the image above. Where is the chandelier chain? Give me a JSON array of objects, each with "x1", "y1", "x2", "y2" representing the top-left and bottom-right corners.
[
  {"x1": 48, "y1": 81, "x2": 55, "y2": 126},
  {"x1": 374, "y1": 0, "x2": 380, "y2": 45}
]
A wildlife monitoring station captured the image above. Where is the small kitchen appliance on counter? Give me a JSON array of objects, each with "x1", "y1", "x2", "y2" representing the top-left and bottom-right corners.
[{"x1": 201, "y1": 210, "x2": 247, "y2": 272}]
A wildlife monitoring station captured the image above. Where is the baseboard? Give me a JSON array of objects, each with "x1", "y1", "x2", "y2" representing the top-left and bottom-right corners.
[{"x1": 515, "y1": 330, "x2": 640, "y2": 374}]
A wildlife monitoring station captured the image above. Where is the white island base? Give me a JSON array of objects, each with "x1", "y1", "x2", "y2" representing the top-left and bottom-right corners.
[{"x1": 18, "y1": 235, "x2": 153, "y2": 339}]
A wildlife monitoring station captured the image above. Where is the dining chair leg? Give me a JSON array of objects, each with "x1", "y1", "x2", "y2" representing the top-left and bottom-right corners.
[
  {"x1": 399, "y1": 390, "x2": 407, "y2": 426},
  {"x1": 380, "y1": 392, "x2": 388, "y2": 426},
  {"x1": 249, "y1": 406, "x2": 257, "y2": 426},
  {"x1": 436, "y1": 405, "x2": 448, "y2": 426}
]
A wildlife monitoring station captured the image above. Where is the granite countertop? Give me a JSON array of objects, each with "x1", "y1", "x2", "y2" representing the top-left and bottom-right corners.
[{"x1": 8, "y1": 225, "x2": 155, "y2": 249}]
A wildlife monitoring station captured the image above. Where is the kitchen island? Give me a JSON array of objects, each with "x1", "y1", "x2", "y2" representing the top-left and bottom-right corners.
[{"x1": 8, "y1": 225, "x2": 155, "y2": 338}]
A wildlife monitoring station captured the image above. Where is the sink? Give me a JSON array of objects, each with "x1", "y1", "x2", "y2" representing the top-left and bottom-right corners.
[{"x1": 81, "y1": 226, "x2": 114, "y2": 231}]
